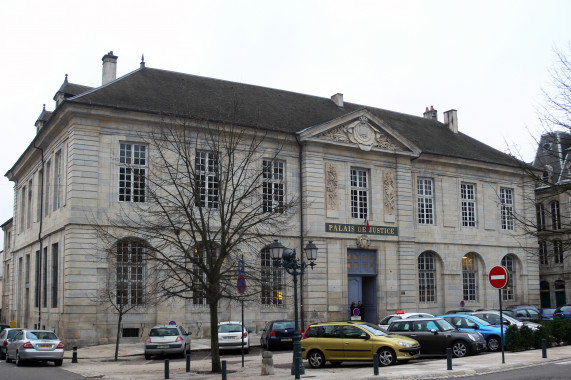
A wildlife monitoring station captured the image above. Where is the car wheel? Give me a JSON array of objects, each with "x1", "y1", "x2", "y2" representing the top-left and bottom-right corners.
[
  {"x1": 15, "y1": 352, "x2": 25, "y2": 366},
  {"x1": 0, "y1": 348, "x2": 5, "y2": 361},
  {"x1": 54, "y1": 359, "x2": 63, "y2": 366},
  {"x1": 377, "y1": 348, "x2": 396, "y2": 366},
  {"x1": 451, "y1": 340, "x2": 469, "y2": 358},
  {"x1": 144, "y1": 353, "x2": 152, "y2": 360},
  {"x1": 487, "y1": 336, "x2": 501, "y2": 352},
  {"x1": 307, "y1": 350, "x2": 326, "y2": 368}
]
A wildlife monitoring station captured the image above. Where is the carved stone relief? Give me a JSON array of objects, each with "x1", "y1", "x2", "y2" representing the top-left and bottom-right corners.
[
  {"x1": 356, "y1": 234, "x2": 370, "y2": 249},
  {"x1": 321, "y1": 116, "x2": 399, "y2": 151},
  {"x1": 325, "y1": 162, "x2": 338, "y2": 209},
  {"x1": 383, "y1": 169, "x2": 396, "y2": 214}
]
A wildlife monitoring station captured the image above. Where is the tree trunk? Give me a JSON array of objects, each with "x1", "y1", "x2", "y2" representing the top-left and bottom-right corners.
[
  {"x1": 210, "y1": 302, "x2": 221, "y2": 372},
  {"x1": 115, "y1": 313, "x2": 123, "y2": 361}
]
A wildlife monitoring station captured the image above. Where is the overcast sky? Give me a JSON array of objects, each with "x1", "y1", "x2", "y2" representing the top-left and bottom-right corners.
[{"x1": 1, "y1": 0, "x2": 570, "y2": 246}]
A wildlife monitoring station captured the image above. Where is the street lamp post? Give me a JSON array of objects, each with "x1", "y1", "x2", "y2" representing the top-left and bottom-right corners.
[{"x1": 269, "y1": 239, "x2": 318, "y2": 380}]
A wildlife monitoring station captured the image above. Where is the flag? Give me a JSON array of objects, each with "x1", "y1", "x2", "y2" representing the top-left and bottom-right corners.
[{"x1": 366, "y1": 219, "x2": 370, "y2": 230}]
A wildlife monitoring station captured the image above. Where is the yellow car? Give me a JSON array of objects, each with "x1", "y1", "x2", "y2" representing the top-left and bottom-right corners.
[{"x1": 301, "y1": 321, "x2": 420, "y2": 368}]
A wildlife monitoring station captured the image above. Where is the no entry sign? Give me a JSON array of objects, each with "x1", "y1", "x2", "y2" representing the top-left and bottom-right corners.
[{"x1": 489, "y1": 266, "x2": 509, "y2": 289}]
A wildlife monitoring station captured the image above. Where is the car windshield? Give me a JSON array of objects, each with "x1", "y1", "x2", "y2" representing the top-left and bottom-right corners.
[
  {"x1": 28, "y1": 331, "x2": 58, "y2": 340},
  {"x1": 149, "y1": 328, "x2": 179, "y2": 337},
  {"x1": 219, "y1": 324, "x2": 243, "y2": 333},
  {"x1": 359, "y1": 322, "x2": 388, "y2": 336},
  {"x1": 435, "y1": 319, "x2": 456, "y2": 331}
]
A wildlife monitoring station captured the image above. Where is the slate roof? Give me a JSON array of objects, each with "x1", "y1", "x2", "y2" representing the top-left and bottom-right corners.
[
  {"x1": 60, "y1": 67, "x2": 520, "y2": 168},
  {"x1": 533, "y1": 132, "x2": 571, "y2": 183}
]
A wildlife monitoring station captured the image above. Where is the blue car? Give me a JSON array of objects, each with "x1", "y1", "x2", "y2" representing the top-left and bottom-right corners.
[
  {"x1": 540, "y1": 308, "x2": 556, "y2": 321},
  {"x1": 553, "y1": 305, "x2": 571, "y2": 319},
  {"x1": 437, "y1": 314, "x2": 505, "y2": 352}
]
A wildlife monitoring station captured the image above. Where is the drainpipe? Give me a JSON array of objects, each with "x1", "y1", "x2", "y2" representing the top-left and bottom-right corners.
[
  {"x1": 295, "y1": 135, "x2": 306, "y2": 329},
  {"x1": 33, "y1": 143, "x2": 45, "y2": 329}
]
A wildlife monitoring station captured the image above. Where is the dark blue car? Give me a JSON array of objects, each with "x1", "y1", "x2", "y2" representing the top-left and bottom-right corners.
[
  {"x1": 553, "y1": 305, "x2": 571, "y2": 319},
  {"x1": 437, "y1": 314, "x2": 506, "y2": 352},
  {"x1": 260, "y1": 320, "x2": 296, "y2": 350}
]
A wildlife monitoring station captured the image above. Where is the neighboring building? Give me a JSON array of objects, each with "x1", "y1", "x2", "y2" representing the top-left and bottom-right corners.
[
  {"x1": 533, "y1": 132, "x2": 571, "y2": 307},
  {"x1": 2, "y1": 52, "x2": 538, "y2": 347},
  {"x1": 1, "y1": 218, "x2": 13, "y2": 323}
]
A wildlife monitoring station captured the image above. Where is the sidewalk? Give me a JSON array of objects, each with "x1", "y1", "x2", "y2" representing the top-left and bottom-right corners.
[{"x1": 60, "y1": 335, "x2": 571, "y2": 380}]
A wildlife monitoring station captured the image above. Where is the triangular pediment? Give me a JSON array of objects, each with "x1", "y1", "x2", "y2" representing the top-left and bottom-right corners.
[{"x1": 299, "y1": 109, "x2": 420, "y2": 155}]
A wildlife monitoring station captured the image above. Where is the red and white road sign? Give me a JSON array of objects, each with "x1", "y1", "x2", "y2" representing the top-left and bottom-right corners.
[{"x1": 489, "y1": 266, "x2": 509, "y2": 289}]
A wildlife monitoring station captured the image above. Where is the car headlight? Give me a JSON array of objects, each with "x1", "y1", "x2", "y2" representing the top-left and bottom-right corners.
[{"x1": 398, "y1": 341, "x2": 413, "y2": 347}]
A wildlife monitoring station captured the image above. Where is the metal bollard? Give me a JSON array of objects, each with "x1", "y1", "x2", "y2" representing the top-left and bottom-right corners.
[
  {"x1": 186, "y1": 353, "x2": 191, "y2": 372},
  {"x1": 222, "y1": 360, "x2": 227, "y2": 380},
  {"x1": 72, "y1": 346, "x2": 78, "y2": 363},
  {"x1": 446, "y1": 347, "x2": 452, "y2": 370},
  {"x1": 542, "y1": 338, "x2": 547, "y2": 358},
  {"x1": 164, "y1": 358, "x2": 169, "y2": 379},
  {"x1": 373, "y1": 353, "x2": 379, "y2": 376}
]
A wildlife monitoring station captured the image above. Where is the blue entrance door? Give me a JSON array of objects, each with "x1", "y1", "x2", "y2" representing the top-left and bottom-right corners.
[{"x1": 347, "y1": 249, "x2": 377, "y2": 323}]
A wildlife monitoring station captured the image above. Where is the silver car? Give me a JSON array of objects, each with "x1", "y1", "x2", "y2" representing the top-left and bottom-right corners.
[
  {"x1": 6, "y1": 329, "x2": 64, "y2": 366},
  {"x1": 144, "y1": 325, "x2": 191, "y2": 360}
]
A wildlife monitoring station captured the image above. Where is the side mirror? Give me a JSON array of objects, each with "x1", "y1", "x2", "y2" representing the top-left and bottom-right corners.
[
  {"x1": 248, "y1": 329, "x2": 253, "y2": 333},
  {"x1": 503, "y1": 321, "x2": 510, "y2": 325},
  {"x1": 472, "y1": 325, "x2": 479, "y2": 329},
  {"x1": 362, "y1": 334, "x2": 370, "y2": 340},
  {"x1": 430, "y1": 329, "x2": 438, "y2": 335},
  {"x1": 188, "y1": 332, "x2": 192, "y2": 336},
  {"x1": 260, "y1": 329, "x2": 266, "y2": 332}
]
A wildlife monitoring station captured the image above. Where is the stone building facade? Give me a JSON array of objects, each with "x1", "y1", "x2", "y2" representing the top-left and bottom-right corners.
[{"x1": 2, "y1": 52, "x2": 538, "y2": 347}]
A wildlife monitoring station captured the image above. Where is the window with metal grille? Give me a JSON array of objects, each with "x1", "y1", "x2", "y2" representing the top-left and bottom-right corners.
[
  {"x1": 116, "y1": 239, "x2": 145, "y2": 306},
  {"x1": 551, "y1": 201, "x2": 561, "y2": 230},
  {"x1": 262, "y1": 160, "x2": 285, "y2": 213},
  {"x1": 501, "y1": 255, "x2": 515, "y2": 301},
  {"x1": 51, "y1": 243, "x2": 59, "y2": 308},
  {"x1": 462, "y1": 253, "x2": 478, "y2": 301},
  {"x1": 539, "y1": 241, "x2": 548, "y2": 265},
  {"x1": 192, "y1": 244, "x2": 217, "y2": 306},
  {"x1": 554, "y1": 240, "x2": 564, "y2": 264},
  {"x1": 119, "y1": 143, "x2": 146, "y2": 203},
  {"x1": 261, "y1": 248, "x2": 285, "y2": 305},
  {"x1": 417, "y1": 178, "x2": 434, "y2": 224},
  {"x1": 418, "y1": 252, "x2": 436, "y2": 303},
  {"x1": 195, "y1": 151, "x2": 219, "y2": 208},
  {"x1": 350, "y1": 168, "x2": 368, "y2": 219},
  {"x1": 122, "y1": 328, "x2": 140, "y2": 338},
  {"x1": 536, "y1": 203, "x2": 545, "y2": 231},
  {"x1": 500, "y1": 188, "x2": 514, "y2": 230},
  {"x1": 461, "y1": 183, "x2": 476, "y2": 227}
]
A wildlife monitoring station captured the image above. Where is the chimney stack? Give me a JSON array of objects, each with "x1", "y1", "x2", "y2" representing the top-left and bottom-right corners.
[
  {"x1": 444, "y1": 109, "x2": 458, "y2": 134},
  {"x1": 423, "y1": 105, "x2": 437, "y2": 120},
  {"x1": 102, "y1": 51, "x2": 118, "y2": 85},
  {"x1": 331, "y1": 93, "x2": 343, "y2": 107}
]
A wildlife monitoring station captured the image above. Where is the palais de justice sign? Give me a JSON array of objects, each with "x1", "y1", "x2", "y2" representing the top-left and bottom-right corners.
[{"x1": 325, "y1": 223, "x2": 398, "y2": 236}]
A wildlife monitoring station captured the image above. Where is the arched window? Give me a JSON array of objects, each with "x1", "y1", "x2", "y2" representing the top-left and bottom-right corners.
[
  {"x1": 418, "y1": 252, "x2": 436, "y2": 303},
  {"x1": 553, "y1": 240, "x2": 563, "y2": 264},
  {"x1": 501, "y1": 255, "x2": 516, "y2": 301},
  {"x1": 116, "y1": 239, "x2": 146, "y2": 306},
  {"x1": 261, "y1": 247, "x2": 285, "y2": 306},
  {"x1": 192, "y1": 243, "x2": 218, "y2": 306},
  {"x1": 462, "y1": 253, "x2": 478, "y2": 302},
  {"x1": 551, "y1": 201, "x2": 561, "y2": 230},
  {"x1": 536, "y1": 203, "x2": 545, "y2": 231}
]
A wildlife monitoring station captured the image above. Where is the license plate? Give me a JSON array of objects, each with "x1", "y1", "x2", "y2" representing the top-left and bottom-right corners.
[
  {"x1": 157, "y1": 345, "x2": 169, "y2": 349},
  {"x1": 39, "y1": 344, "x2": 52, "y2": 348},
  {"x1": 281, "y1": 338, "x2": 292, "y2": 342}
]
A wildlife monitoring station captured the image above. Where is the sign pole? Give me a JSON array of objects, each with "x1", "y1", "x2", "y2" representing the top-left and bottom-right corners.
[
  {"x1": 489, "y1": 265, "x2": 508, "y2": 365},
  {"x1": 499, "y1": 289, "x2": 505, "y2": 364}
]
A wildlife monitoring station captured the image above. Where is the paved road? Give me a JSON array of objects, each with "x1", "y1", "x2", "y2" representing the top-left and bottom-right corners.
[{"x1": 0, "y1": 360, "x2": 86, "y2": 379}]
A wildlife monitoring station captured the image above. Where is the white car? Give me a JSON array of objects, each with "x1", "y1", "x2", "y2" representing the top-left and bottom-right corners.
[
  {"x1": 379, "y1": 312, "x2": 434, "y2": 330},
  {"x1": 144, "y1": 324, "x2": 191, "y2": 360},
  {"x1": 218, "y1": 321, "x2": 249, "y2": 354},
  {"x1": 470, "y1": 311, "x2": 541, "y2": 330}
]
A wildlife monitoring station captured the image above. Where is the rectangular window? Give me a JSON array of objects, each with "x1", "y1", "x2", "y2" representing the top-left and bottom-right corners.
[
  {"x1": 536, "y1": 203, "x2": 545, "y2": 231},
  {"x1": 195, "y1": 151, "x2": 219, "y2": 208},
  {"x1": 262, "y1": 160, "x2": 285, "y2": 213},
  {"x1": 53, "y1": 150, "x2": 62, "y2": 210},
  {"x1": 551, "y1": 201, "x2": 561, "y2": 230},
  {"x1": 417, "y1": 178, "x2": 434, "y2": 224},
  {"x1": 418, "y1": 253, "x2": 436, "y2": 302},
  {"x1": 122, "y1": 328, "x2": 140, "y2": 338},
  {"x1": 554, "y1": 240, "x2": 563, "y2": 264},
  {"x1": 37, "y1": 170, "x2": 43, "y2": 221},
  {"x1": 51, "y1": 243, "x2": 59, "y2": 308},
  {"x1": 462, "y1": 254, "x2": 477, "y2": 301},
  {"x1": 42, "y1": 247, "x2": 48, "y2": 308},
  {"x1": 20, "y1": 186, "x2": 26, "y2": 231},
  {"x1": 461, "y1": 183, "x2": 476, "y2": 227},
  {"x1": 261, "y1": 249, "x2": 285, "y2": 305},
  {"x1": 192, "y1": 246, "x2": 217, "y2": 306},
  {"x1": 35, "y1": 250, "x2": 40, "y2": 307},
  {"x1": 350, "y1": 168, "x2": 369, "y2": 219},
  {"x1": 27, "y1": 180, "x2": 33, "y2": 228},
  {"x1": 119, "y1": 143, "x2": 147, "y2": 202},
  {"x1": 44, "y1": 160, "x2": 51, "y2": 216},
  {"x1": 116, "y1": 240, "x2": 145, "y2": 306},
  {"x1": 539, "y1": 241, "x2": 548, "y2": 265},
  {"x1": 500, "y1": 187, "x2": 514, "y2": 230}
]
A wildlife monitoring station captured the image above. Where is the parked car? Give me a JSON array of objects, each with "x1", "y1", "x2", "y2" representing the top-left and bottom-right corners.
[
  {"x1": 301, "y1": 320, "x2": 420, "y2": 368},
  {"x1": 552, "y1": 304, "x2": 571, "y2": 319},
  {"x1": 437, "y1": 314, "x2": 505, "y2": 352},
  {"x1": 260, "y1": 320, "x2": 296, "y2": 350},
  {"x1": 387, "y1": 317, "x2": 486, "y2": 358},
  {"x1": 0, "y1": 328, "x2": 24, "y2": 360},
  {"x1": 470, "y1": 311, "x2": 541, "y2": 330},
  {"x1": 505, "y1": 305, "x2": 544, "y2": 322},
  {"x1": 444, "y1": 309, "x2": 475, "y2": 314},
  {"x1": 540, "y1": 308, "x2": 556, "y2": 321},
  {"x1": 378, "y1": 312, "x2": 434, "y2": 330},
  {"x1": 218, "y1": 321, "x2": 249, "y2": 353},
  {"x1": 5, "y1": 329, "x2": 64, "y2": 366},
  {"x1": 144, "y1": 324, "x2": 191, "y2": 360}
]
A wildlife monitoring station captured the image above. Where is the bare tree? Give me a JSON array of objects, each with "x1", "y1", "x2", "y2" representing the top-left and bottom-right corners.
[{"x1": 99, "y1": 113, "x2": 297, "y2": 372}]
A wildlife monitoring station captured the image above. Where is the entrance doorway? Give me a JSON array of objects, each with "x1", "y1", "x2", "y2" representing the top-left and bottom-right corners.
[{"x1": 347, "y1": 249, "x2": 377, "y2": 324}]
